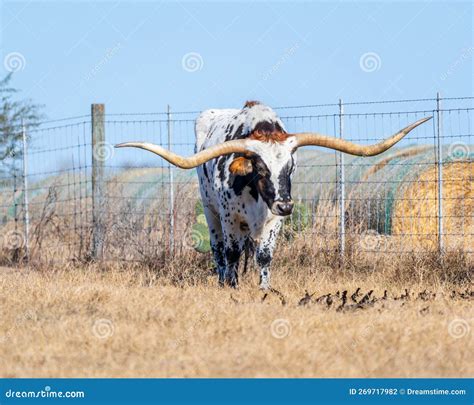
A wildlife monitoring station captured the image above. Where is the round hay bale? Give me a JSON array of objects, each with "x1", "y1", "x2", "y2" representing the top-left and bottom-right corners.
[
  {"x1": 345, "y1": 145, "x2": 473, "y2": 253},
  {"x1": 344, "y1": 146, "x2": 437, "y2": 234},
  {"x1": 392, "y1": 161, "x2": 473, "y2": 252},
  {"x1": 360, "y1": 146, "x2": 431, "y2": 182}
]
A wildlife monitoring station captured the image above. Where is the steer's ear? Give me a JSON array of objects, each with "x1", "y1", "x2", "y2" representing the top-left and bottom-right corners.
[{"x1": 229, "y1": 157, "x2": 253, "y2": 176}]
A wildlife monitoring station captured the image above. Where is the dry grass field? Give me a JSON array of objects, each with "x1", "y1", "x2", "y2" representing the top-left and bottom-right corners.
[{"x1": 0, "y1": 238, "x2": 472, "y2": 378}]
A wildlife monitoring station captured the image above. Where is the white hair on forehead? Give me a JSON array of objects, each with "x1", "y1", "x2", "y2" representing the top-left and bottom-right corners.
[
  {"x1": 247, "y1": 137, "x2": 295, "y2": 163},
  {"x1": 246, "y1": 140, "x2": 296, "y2": 200}
]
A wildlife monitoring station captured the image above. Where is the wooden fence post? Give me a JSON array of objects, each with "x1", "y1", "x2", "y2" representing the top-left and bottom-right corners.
[{"x1": 91, "y1": 103, "x2": 105, "y2": 260}]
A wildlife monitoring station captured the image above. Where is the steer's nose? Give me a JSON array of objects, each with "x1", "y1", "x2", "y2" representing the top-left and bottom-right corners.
[{"x1": 273, "y1": 201, "x2": 294, "y2": 216}]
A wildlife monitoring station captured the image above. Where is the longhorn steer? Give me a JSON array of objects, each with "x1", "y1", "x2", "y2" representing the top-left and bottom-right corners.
[{"x1": 116, "y1": 101, "x2": 431, "y2": 289}]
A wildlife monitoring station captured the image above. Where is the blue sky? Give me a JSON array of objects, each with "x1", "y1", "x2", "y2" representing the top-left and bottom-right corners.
[{"x1": 1, "y1": 0, "x2": 473, "y2": 119}]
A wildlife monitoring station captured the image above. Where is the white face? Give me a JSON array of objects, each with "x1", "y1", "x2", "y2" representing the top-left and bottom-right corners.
[{"x1": 245, "y1": 138, "x2": 298, "y2": 216}]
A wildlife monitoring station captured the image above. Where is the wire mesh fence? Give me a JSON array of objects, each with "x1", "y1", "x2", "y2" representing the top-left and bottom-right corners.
[{"x1": 0, "y1": 96, "x2": 472, "y2": 266}]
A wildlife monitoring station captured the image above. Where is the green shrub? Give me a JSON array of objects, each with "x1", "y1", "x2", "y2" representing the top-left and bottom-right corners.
[
  {"x1": 283, "y1": 202, "x2": 310, "y2": 238},
  {"x1": 192, "y1": 201, "x2": 211, "y2": 253}
]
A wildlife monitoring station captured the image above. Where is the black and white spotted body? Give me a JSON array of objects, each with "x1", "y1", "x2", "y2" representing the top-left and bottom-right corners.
[
  {"x1": 195, "y1": 102, "x2": 297, "y2": 289},
  {"x1": 117, "y1": 103, "x2": 430, "y2": 288}
]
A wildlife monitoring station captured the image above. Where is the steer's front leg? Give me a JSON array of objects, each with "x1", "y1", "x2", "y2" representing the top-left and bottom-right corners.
[
  {"x1": 223, "y1": 238, "x2": 245, "y2": 288},
  {"x1": 222, "y1": 228, "x2": 247, "y2": 288},
  {"x1": 255, "y1": 219, "x2": 282, "y2": 290}
]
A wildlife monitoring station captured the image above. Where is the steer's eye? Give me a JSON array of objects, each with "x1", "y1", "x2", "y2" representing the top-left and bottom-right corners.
[
  {"x1": 253, "y1": 158, "x2": 270, "y2": 177},
  {"x1": 257, "y1": 165, "x2": 268, "y2": 176}
]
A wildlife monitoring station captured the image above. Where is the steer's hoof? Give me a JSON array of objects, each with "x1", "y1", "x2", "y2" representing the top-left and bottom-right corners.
[
  {"x1": 226, "y1": 279, "x2": 239, "y2": 289},
  {"x1": 259, "y1": 283, "x2": 270, "y2": 291}
]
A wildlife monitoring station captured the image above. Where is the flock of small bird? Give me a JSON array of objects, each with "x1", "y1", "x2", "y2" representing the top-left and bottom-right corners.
[
  {"x1": 230, "y1": 287, "x2": 472, "y2": 309},
  {"x1": 296, "y1": 287, "x2": 473, "y2": 311},
  {"x1": 298, "y1": 288, "x2": 409, "y2": 311}
]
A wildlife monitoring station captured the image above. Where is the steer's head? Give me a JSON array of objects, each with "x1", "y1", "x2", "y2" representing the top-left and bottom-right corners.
[
  {"x1": 228, "y1": 132, "x2": 297, "y2": 216},
  {"x1": 116, "y1": 103, "x2": 431, "y2": 217}
]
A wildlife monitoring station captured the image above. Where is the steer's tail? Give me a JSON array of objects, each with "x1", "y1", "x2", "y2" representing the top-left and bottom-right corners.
[{"x1": 242, "y1": 237, "x2": 255, "y2": 276}]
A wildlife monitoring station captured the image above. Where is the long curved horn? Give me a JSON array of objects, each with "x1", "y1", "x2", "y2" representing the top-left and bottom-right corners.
[
  {"x1": 293, "y1": 116, "x2": 432, "y2": 156},
  {"x1": 115, "y1": 139, "x2": 254, "y2": 169}
]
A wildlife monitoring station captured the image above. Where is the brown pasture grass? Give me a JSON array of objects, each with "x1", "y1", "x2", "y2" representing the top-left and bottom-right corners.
[
  {"x1": 0, "y1": 234, "x2": 472, "y2": 378},
  {"x1": 0, "y1": 177, "x2": 472, "y2": 378}
]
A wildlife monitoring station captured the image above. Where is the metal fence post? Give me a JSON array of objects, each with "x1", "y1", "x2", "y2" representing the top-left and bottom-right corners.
[
  {"x1": 91, "y1": 103, "x2": 106, "y2": 260},
  {"x1": 21, "y1": 119, "x2": 30, "y2": 263},
  {"x1": 12, "y1": 150, "x2": 19, "y2": 262},
  {"x1": 435, "y1": 93, "x2": 444, "y2": 255},
  {"x1": 338, "y1": 99, "x2": 345, "y2": 265},
  {"x1": 167, "y1": 105, "x2": 175, "y2": 255}
]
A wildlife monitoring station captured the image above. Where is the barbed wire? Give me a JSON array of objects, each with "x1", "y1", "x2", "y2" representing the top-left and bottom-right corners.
[
  {"x1": 0, "y1": 98, "x2": 472, "y2": 264},
  {"x1": 11, "y1": 95, "x2": 472, "y2": 127}
]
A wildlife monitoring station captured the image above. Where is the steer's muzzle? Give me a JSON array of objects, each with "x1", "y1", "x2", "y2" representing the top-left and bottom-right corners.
[{"x1": 272, "y1": 201, "x2": 294, "y2": 216}]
